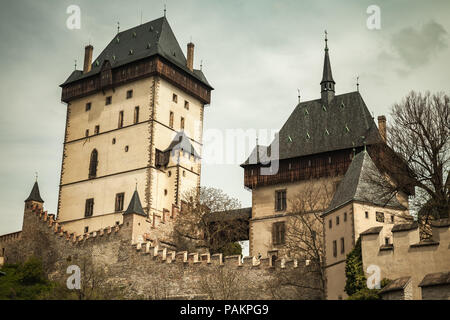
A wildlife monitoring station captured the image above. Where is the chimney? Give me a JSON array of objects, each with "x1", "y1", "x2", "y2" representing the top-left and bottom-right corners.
[
  {"x1": 378, "y1": 115, "x2": 387, "y2": 142},
  {"x1": 83, "y1": 45, "x2": 93, "y2": 74},
  {"x1": 186, "y1": 42, "x2": 194, "y2": 71}
]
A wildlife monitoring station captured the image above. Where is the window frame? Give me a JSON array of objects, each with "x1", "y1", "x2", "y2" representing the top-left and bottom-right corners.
[
  {"x1": 274, "y1": 189, "x2": 287, "y2": 212},
  {"x1": 105, "y1": 96, "x2": 112, "y2": 105},
  {"x1": 85, "y1": 198, "x2": 94, "y2": 217},
  {"x1": 115, "y1": 192, "x2": 125, "y2": 212},
  {"x1": 126, "y1": 90, "x2": 133, "y2": 99},
  {"x1": 118, "y1": 110, "x2": 124, "y2": 128},
  {"x1": 272, "y1": 221, "x2": 286, "y2": 245}
]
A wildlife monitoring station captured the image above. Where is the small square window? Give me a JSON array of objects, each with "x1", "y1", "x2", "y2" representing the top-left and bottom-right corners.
[
  {"x1": 184, "y1": 100, "x2": 189, "y2": 110},
  {"x1": 126, "y1": 90, "x2": 133, "y2": 99},
  {"x1": 172, "y1": 93, "x2": 178, "y2": 103},
  {"x1": 376, "y1": 212, "x2": 385, "y2": 223},
  {"x1": 85, "y1": 102, "x2": 91, "y2": 111},
  {"x1": 105, "y1": 96, "x2": 112, "y2": 105}
]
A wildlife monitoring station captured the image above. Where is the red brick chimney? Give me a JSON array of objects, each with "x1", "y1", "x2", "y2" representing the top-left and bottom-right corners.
[
  {"x1": 378, "y1": 115, "x2": 387, "y2": 142},
  {"x1": 83, "y1": 45, "x2": 93, "y2": 74},
  {"x1": 187, "y1": 42, "x2": 194, "y2": 71}
]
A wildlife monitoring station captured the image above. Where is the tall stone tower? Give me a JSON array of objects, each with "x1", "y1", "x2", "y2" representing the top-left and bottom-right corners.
[{"x1": 58, "y1": 17, "x2": 213, "y2": 236}]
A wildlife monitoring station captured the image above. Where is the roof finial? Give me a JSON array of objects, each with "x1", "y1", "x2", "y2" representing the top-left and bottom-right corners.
[
  {"x1": 297, "y1": 89, "x2": 301, "y2": 103},
  {"x1": 164, "y1": 4, "x2": 167, "y2": 17},
  {"x1": 324, "y1": 30, "x2": 328, "y2": 50},
  {"x1": 74, "y1": 59, "x2": 77, "y2": 70},
  {"x1": 200, "y1": 60, "x2": 203, "y2": 70},
  {"x1": 356, "y1": 75, "x2": 360, "y2": 92},
  {"x1": 135, "y1": 178, "x2": 138, "y2": 191},
  {"x1": 35, "y1": 171, "x2": 38, "y2": 182},
  {"x1": 117, "y1": 21, "x2": 120, "y2": 34}
]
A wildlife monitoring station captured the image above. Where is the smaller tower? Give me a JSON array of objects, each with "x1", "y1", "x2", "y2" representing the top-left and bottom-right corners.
[
  {"x1": 24, "y1": 181, "x2": 44, "y2": 211},
  {"x1": 23, "y1": 180, "x2": 44, "y2": 234},
  {"x1": 320, "y1": 31, "x2": 336, "y2": 103},
  {"x1": 122, "y1": 189, "x2": 148, "y2": 244}
]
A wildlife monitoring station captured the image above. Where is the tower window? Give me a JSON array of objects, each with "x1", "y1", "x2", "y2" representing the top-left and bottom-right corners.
[
  {"x1": 376, "y1": 211, "x2": 385, "y2": 223},
  {"x1": 105, "y1": 96, "x2": 112, "y2": 105},
  {"x1": 85, "y1": 129, "x2": 89, "y2": 137},
  {"x1": 85, "y1": 102, "x2": 91, "y2": 111},
  {"x1": 336, "y1": 216, "x2": 340, "y2": 225},
  {"x1": 164, "y1": 189, "x2": 168, "y2": 196},
  {"x1": 385, "y1": 237, "x2": 390, "y2": 245},
  {"x1": 184, "y1": 100, "x2": 189, "y2": 110},
  {"x1": 125, "y1": 146, "x2": 129, "y2": 152},
  {"x1": 168, "y1": 171, "x2": 171, "y2": 177},
  {"x1": 391, "y1": 215, "x2": 395, "y2": 223},
  {"x1": 344, "y1": 212, "x2": 347, "y2": 222},
  {"x1": 329, "y1": 219, "x2": 332, "y2": 229},
  {"x1": 118, "y1": 111, "x2": 124, "y2": 128},
  {"x1": 85, "y1": 198, "x2": 94, "y2": 217},
  {"x1": 180, "y1": 117, "x2": 185, "y2": 130},
  {"x1": 275, "y1": 190, "x2": 286, "y2": 211},
  {"x1": 126, "y1": 90, "x2": 133, "y2": 99},
  {"x1": 134, "y1": 106, "x2": 139, "y2": 124},
  {"x1": 88, "y1": 149, "x2": 98, "y2": 179},
  {"x1": 169, "y1": 111, "x2": 174, "y2": 128},
  {"x1": 340, "y1": 237, "x2": 345, "y2": 254},
  {"x1": 84, "y1": 227, "x2": 89, "y2": 233},
  {"x1": 94, "y1": 125, "x2": 100, "y2": 135},
  {"x1": 365, "y1": 211, "x2": 369, "y2": 219},
  {"x1": 115, "y1": 193, "x2": 125, "y2": 212},
  {"x1": 112, "y1": 138, "x2": 116, "y2": 144},
  {"x1": 172, "y1": 93, "x2": 178, "y2": 103},
  {"x1": 272, "y1": 221, "x2": 286, "y2": 245},
  {"x1": 333, "y1": 240, "x2": 337, "y2": 257}
]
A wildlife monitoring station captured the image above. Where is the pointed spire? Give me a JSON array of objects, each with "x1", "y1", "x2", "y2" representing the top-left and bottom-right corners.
[
  {"x1": 320, "y1": 30, "x2": 336, "y2": 103},
  {"x1": 25, "y1": 181, "x2": 44, "y2": 203},
  {"x1": 123, "y1": 190, "x2": 146, "y2": 216}
]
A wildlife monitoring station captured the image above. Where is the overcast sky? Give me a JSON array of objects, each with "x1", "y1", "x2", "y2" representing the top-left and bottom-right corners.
[{"x1": 0, "y1": 0, "x2": 449, "y2": 235}]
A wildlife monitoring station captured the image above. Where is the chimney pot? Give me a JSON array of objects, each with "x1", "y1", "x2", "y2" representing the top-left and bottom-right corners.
[
  {"x1": 378, "y1": 115, "x2": 387, "y2": 142},
  {"x1": 83, "y1": 45, "x2": 93, "y2": 74},
  {"x1": 186, "y1": 42, "x2": 194, "y2": 71}
]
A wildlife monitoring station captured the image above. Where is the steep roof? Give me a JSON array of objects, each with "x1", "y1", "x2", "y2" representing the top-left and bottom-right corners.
[
  {"x1": 25, "y1": 181, "x2": 44, "y2": 203},
  {"x1": 324, "y1": 151, "x2": 405, "y2": 214},
  {"x1": 243, "y1": 91, "x2": 383, "y2": 165},
  {"x1": 321, "y1": 42, "x2": 335, "y2": 85},
  {"x1": 164, "y1": 131, "x2": 200, "y2": 158},
  {"x1": 61, "y1": 16, "x2": 211, "y2": 88},
  {"x1": 123, "y1": 190, "x2": 146, "y2": 216}
]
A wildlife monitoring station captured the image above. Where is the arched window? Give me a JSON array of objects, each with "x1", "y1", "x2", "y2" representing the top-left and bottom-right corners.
[{"x1": 89, "y1": 149, "x2": 98, "y2": 179}]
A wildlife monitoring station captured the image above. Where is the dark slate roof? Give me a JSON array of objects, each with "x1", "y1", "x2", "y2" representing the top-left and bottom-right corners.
[
  {"x1": 379, "y1": 277, "x2": 411, "y2": 294},
  {"x1": 123, "y1": 190, "x2": 146, "y2": 216},
  {"x1": 242, "y1": 91, "x2": 383, "y2": 165},
  {"x1": 164, "y1": 131, "x2": 200, "y2": 158},
  {"x1": 391, "y1": 221, "x2": 418, "y2": 233},
  {"x1": 25, "y1": 181, "x2": 44, "y2": 203},
  {"x1": 204, "y1": 207, "x2": 252, "y2": 223},
  {"x1": 61, "y1": 17, "x2": 211, "y2": 89},
  {"x1": 324, "y1": 151, "x2": 405, "y2": 214},
  {"x1": 419, "y1": 271, "x2": 450, "y2": 287},
  {"x1": 360, "y1": 226, "x2": 383, "y2": 236}
]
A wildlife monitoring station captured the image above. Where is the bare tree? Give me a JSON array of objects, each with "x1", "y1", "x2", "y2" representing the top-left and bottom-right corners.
[
  {"x1": 270, "y1": 180, "x2": 333, "y2": 299},
  {"x1": 173, "y1": 187, "x2": 245, "y2": 253},
  {"x1": 372, "y1": 91, "x2": 449, "y2": 234}
]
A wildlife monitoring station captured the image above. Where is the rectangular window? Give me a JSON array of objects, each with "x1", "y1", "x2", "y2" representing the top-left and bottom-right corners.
[
  {"x1": 275, "y1": 190, "x2": 286, "y2": 211},
  {"x1": 85, "y1": 129, "x2": 89, "y2": 137},
  {"x1": 169, "y1": 111, "x2": 174, "y2": 128},
  {"x1": 126, "y1": 90, "x2": 133, "y2": 99},
  {"x1": 134, "y1": 106, "x2": 139, "y2": 124},
  {"x1": 180, "y1": 117, "x2": 185, "y2": 130},
  {"x1": 172, "y1": 93, "x2": 178, "y2": 103},
  {"x1": 385, "y1": 237, "x2": 390, "y2": 245},
  {"x1": 118, "y1": 111, "x2": 124, "y2": 128},
  {"x1": 1, "y1": 247, "x2": 4, "y2": 257},
  {"x1": 94, "y1": 125, "x2": 100, "y2": 135},
  {"x1": 391, "y1": 215, "x2": 395, "y2": 223},
  {"x1": 365, "y1": 211, "x2": 369, "y2": 219},
  {"x1": 85, "y1": 198, "x2": 94, "y2": 217},
  {"x1": 115, "y1": 193, "x2": 125, "y2": 212},
  {"x1": 340, "y1": 237, "x2": 345, "y2": 254},
  {"x1": 105, "y1": 96, "x2": 112, "y2": 105},
  {"x1": 329, "y1": 219, "x2": 332, "y2": 229},
  {"x1": 184, "y1": 100, "x2": 189, "y2": 110},
  {"x1": 85, "y1": 102, "x2": 91, "y2": 111},
  {"x1": 84, "y1": 226, "x2": 89, "y2": 234},
  {"x1": 333, "y1": 240, "x2": 337, "y2": 257},
  {"x1": 336, "y1": 216, "x2": 340, "y2": 225},
  {"x1": 344, "y1": 212, "x2": 347, "y2": 222},
  {"x1": 376, "y1": 211, "x2": 385, "y2": 223},
  {"x1": 272, "y1": 221, "x2": 286, "y2": 245}
]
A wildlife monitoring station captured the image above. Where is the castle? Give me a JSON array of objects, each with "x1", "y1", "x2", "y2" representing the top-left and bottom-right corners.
[{"x1": 0, "y1": 16, "x2": 448, "y2": 300}]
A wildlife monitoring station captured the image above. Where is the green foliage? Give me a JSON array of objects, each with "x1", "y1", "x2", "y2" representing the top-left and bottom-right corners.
[
  {"x1": 0, "y1": 257, "x2": 55, "y2": 300},
  {"x1": 220, "y1": 242, "x2": 242, "y2": 256},
  {"x1": 346, "y1": 287, "x2": 381, "y2": 300},
  {"x1": 344, "y1": 237, "x2": 366, "y2": 296}
]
